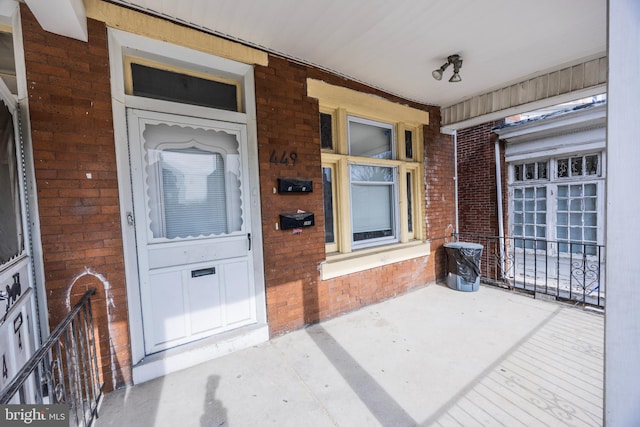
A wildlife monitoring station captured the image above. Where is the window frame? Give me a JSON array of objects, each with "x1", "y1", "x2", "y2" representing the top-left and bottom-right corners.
[
  {"x1": 508, "y1": 152, "x2": 605, "y2": 257},
  {"x1": 124, "y1": 56, "x2": 243, "y2": 112},
  {"x1": 322, "y1": 162, "x2": 339, "y2": 253},
  {"x1": 349, "y1": 162, "x2": 399, "y2": 249},
  {"x1": 309, "y1": 79, "x2": 429, "y2": 279},
  {"x1": 347, "y1": 115, "x2": 395, "y2": 159},
  {"x1": 320, "y1": 109, "x2": 424, "y2": 255}
]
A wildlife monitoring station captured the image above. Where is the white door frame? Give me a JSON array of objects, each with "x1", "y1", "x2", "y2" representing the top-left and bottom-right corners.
[
  {"x1": 107, "y1": 29, "x2": 267, "y2": 378},
  {"x1": 0, "y1": 5, "x2": 50, "y2": 397}
]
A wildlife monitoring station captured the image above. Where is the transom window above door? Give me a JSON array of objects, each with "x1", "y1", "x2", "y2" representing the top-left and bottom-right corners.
[{"x1": 125, "y1": 57, "x2": 242, "y2": 112}]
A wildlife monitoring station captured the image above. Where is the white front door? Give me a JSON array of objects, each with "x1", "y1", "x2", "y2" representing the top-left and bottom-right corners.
[{"x1": 127, "y1": 109, "x2": 257, "y2": 355}]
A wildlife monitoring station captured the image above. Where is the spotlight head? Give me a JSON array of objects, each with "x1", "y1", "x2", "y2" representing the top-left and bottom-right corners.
[
  {"x1": 431, "y1": 62, "x2": 450, "y2": 81},
  {"x1": 433, "y1": 54, "x2": 463, "y2": 82}
]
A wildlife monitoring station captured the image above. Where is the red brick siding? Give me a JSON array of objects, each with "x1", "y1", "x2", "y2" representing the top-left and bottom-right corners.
[
  {"x1": 254, "y1": 57, "x2": 327, "y2": 334},
  {"x1": 456, "y1": 121, "x2": 506, "y2": 236},
  {"x1": 256, "y1": 56, "x2": 455, "y2": 336},
  {"x1": 424, "y1": 111, "x2": 457, "y2": 279},
  {"x1": 21, "y1": 4, "x2": 456, "y2": 384},
  {"x1": 21, "y1": 7, "x2": 130, "y2": 391}
]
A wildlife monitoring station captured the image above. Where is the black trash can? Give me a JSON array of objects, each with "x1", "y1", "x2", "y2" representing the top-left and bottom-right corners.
[{"x1": 444, "y1": 242, "x2": 483, "y2": 292}]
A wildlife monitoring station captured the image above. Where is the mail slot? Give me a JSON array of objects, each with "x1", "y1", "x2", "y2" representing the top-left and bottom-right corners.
[
  {"x1": 191, "y1": 267, "x2": 215, "y2": 278},
  {"x1": 280, "y1": 212, "x2": 315, "y2": 229},
  {"x1": 278, "y1": 178, "x2": 313, "y2": 193}
]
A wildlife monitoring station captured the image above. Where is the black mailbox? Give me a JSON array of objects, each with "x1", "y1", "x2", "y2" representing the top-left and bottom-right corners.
[
  {"x1": 280, "y1": 212, "x2": 315, "y2": 229},
  {"x1": 278, "y1": 178, "x2": 313, "y2": 193}
]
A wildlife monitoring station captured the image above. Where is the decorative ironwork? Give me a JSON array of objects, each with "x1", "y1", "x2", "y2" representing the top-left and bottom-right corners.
[
  {"x1": 452, "y1": 233, "x2": 605, "y2": 308},
  {"x1": 0, "y1": 273, "x2": 22, "y2": 322},
  {"x1": 571, "y1": 253, "x2": 601, "y2": 299},
  {"x1": 0, "y1": 289, "x2": 103, "y2": 426},
  {"x1": 490, "y1": 241, "x2": 515, "y2": 289}
]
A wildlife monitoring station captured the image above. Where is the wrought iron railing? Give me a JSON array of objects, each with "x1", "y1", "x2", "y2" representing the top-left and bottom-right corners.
[
  {"x1": 0, "y1": 288, "x2": 103, "y2": 426},
  {"x1": 452, "y1": 233, "x2": 605, "y2": 308}
]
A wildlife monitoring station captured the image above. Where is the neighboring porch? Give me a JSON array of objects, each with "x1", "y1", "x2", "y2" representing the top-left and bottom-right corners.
[
  {"x1": 95, "y1": 283, "x2": 603, "y2": 427},
  {"x1": 453, "y1": 233, "x2": 606, "y2": 309}
]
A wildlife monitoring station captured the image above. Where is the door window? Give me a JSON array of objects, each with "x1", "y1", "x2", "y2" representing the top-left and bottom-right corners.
[
  {"x1": 0, "y1": 101, "x2": 23, "y2": 265},
  {"x1": 143, "y1": 124, "x2": 243, "y2": 240}
]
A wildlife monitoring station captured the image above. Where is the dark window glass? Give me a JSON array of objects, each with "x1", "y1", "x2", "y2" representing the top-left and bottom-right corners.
[
  {"x1": 406, "y1": 172, "x2": 413, "y2": 233},
  {"x1": 405, "y1": 130, "x2": 413, "y2": 159},
  {"x1": 131, "y1": 63, "x2": 238, "y2": 111},
  {"x1": 320, "y1": 113, "x2": 333, "y2": 150},
  {"x1": 514, "y1": 164, "x2": 523, "y2": 181},
  {"x1": 586, "y1": 155, "x2": 599, "y2": 175},
  {"x1": 537, "y1": 162, "x2": 548, "y2": 179},
  {"x1": 322, "y1": 167, "x2": 334, "y2": 244},
  {"x1": 0, "y1": 102, "x2": 23, "y2": 265},
  {"x1": 571, "y1": 157, "x2": 583, "y2": 176},
  {"x1": 525, "y1": 163, "x2": 535, "y2": 180}
]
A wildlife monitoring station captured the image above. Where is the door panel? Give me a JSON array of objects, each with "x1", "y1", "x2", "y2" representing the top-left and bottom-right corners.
[
  {"x1": 188, "y1": 267, "x2": 223, "y2": 335},
  {"x1": 223, "y1": 260, "x2": 254, "y2": 326},
  {"x1": 127, "y1": 109, "x2": 256, "y2": 355},
  {"x1": 148, "y1": 270, "x2": 187, "y2": 346}
]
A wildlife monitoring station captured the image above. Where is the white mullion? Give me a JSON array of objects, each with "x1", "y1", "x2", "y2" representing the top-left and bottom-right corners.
[
  {"x1": 547, "y1": 184, "x2": 558, "y2": 255},
  {"x1": 597, "y1": 180, "x2": 605, "y2": 246}
]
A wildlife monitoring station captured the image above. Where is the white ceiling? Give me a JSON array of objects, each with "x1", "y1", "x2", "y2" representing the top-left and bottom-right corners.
[{"x1": 107, "y1": 0, "x2": 606, "y2": 109}]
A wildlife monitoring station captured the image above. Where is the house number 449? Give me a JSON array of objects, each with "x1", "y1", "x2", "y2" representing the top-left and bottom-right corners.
[{"x1": 270, "y1": 150, "x2": 298, "y2": 166}]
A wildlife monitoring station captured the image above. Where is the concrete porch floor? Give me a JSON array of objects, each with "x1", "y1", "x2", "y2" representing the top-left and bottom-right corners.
[{"x1": 95, "y1": 283, "x2": 603, "y2": 427}]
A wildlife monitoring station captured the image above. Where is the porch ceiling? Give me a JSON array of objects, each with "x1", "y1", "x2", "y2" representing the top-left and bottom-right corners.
[{"x1": 29, "y1": 0, "x2": 607, "y2": 125}]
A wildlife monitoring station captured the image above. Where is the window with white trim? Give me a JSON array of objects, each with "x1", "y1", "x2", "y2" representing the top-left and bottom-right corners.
[{"x1": 509, "y1": 153, "x2": 604, "y2": 255}]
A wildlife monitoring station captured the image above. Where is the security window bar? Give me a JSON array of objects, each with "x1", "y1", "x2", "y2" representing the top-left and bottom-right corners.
[
  {"x1": 557, "y1": 154, "x2": 600, "y2": 178},
  {"x1": 513, "y1": 161, "x2": 548, "y2": 181}
]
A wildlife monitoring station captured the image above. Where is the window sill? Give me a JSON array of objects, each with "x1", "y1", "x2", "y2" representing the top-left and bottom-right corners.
[{"x1": 320, "y1": 241, "x2": 430, "y2": 280}]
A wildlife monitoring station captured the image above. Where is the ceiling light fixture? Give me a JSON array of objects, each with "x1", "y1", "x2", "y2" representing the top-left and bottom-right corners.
[{"x1": 432, "y1": 54, "x2": 463, "y2": 83}]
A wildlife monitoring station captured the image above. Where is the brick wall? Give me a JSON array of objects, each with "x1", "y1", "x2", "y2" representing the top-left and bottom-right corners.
[
  {"x1": 424, "y1": 110, "x2": 457, "y2": 279},
  {"x1": 456, "y1": 121, "x2": 506, "y2": 236},
  {"x1": 21, "y1": 8, "x2": 130, "y2": 391},
  {"x1": 254, "y1": 57, "x2": 327, "y2": 334},
  {"x1": 256, "y1": 56, "x2": 455, "y2": 336},
  {"x1": 20, "y1": 4, "x2": 457, "y2": 382}
]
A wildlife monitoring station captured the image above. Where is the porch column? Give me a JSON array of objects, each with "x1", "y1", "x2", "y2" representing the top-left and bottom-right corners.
[{"x1": 605, "y1": 0, "x2": 640, "y2": 424}]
